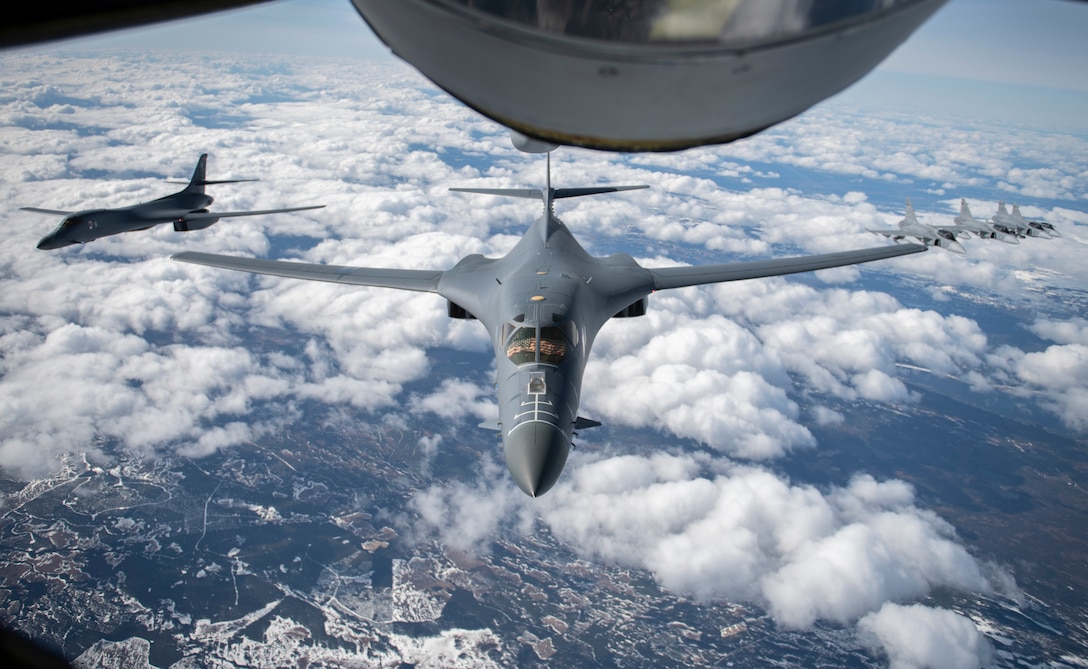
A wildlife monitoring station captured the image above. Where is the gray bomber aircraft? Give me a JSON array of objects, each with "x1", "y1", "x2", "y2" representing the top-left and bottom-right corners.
[
  {"x1": 24, "y1": 154, "x2": 324, "y2": 250},
  {"x1": 174, "y1": 153, "x2": 926, "y2": 497}
]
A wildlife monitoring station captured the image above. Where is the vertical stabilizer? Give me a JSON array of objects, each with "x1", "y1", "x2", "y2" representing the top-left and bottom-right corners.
[
  {"x1": 957, "y1": 198, "x2": 973, "y2": 223},
  {"x1": 187, "y1": 154, "x2": 209, "y2": 192},
  {"x1": 900, "y1": 199, "x2": 918, "y2": 227},
  {"x1": 542, "y1": 152, "x2": 555, "y2": 243}
]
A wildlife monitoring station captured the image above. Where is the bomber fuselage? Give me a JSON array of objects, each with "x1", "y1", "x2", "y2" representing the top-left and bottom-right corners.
[{"x1": 438, "y1": 211, "x2": 651, "y2": 496}]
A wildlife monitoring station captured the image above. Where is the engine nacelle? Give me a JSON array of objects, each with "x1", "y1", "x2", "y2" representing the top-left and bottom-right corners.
[
  {"x1": 614, "y1": 298, "x2": 647, "y2": 318},
  {"x1": 174, "y1": 213, "x2": 218, "y2": 232},
  {"x1": 447, "y1": 301, "x2": 476, "y2": 319}
]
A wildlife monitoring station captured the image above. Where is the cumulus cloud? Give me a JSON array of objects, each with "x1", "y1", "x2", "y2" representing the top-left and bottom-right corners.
[
  {"x1": 406, "y1": 455, "x2": 534, "y2": 553},
  {"x1": 5, "y1": 40, "x2": 1077, "y2": 668},
  {"x1": 859, "y1": 603, "x2": 994, "y2": 669},
  {"x1": 406, "y1": 451, "x2": 1014, "y2": 640},
  {"x1": 539, "y1": 457, "x2": 1009, "y2": 626},
  {"x1": 585, "y1": 309, "x2": 813, "y2": 459}
]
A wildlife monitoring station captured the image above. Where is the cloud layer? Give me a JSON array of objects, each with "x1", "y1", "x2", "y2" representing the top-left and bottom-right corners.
[{"x1": 1, "y1": 44, "x2": 1083, "y2": 666}]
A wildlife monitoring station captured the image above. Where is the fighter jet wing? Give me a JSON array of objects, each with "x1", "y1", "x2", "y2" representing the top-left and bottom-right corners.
[
  {"x1": 650, "y1": 244, "x2": 926, "y2": 290},
  {"x1": 172, "y1": 252, "x2": 443, "y2": 292},
  {"x1": 866, "y1": 228, "x2": 907, "y2": 237},
  {"x1": 184, "y1": 205, "x2": 325, "y2": 220},
  {"x1": 20, "y1": 207, "x2": 75, "y2": 216}
]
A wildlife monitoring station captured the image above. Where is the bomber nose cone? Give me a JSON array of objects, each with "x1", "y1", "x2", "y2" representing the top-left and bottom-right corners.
[
  {"x1": 37, "y1": 235, "x2": 58, "y2": 250},
  {"x1": 504, "y1": 422, "x2": 570, "y2": 497}
]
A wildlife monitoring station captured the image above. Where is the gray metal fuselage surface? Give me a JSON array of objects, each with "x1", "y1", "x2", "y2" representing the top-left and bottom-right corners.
[{"x1": 437, "y1": 211, "x2": 653, "y2": 496}]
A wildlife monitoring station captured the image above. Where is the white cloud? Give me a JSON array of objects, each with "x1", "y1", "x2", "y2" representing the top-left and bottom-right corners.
[
  {"x1": 532, "y1": 456, "x2": 1010, "y2": 628},
  {"x1": 5, "y1": 41, "x2": 1078, "y2": 669},
  {"x1": 858, "y1": 603, "x2": 994, "y2": 669},
  {"x1": 585, "y1": 309, "x2": 814, "y2": 459},
  {"x1": 1031, "y1": 316, "x2": 1088, "y2": 346}
]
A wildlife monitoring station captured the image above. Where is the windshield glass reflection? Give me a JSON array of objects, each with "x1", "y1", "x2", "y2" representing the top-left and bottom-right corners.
[
  {"x1": 504, "y1": 324, "x2": 571, "y2": 366},
  {"x1": 444, "y1": 0, "x2": 912, "y2": 44}
]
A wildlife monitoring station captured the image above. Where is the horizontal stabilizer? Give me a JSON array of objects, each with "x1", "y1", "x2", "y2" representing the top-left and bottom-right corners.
[
  {"x1": 20, "y1": 207, "x2": 74, "y2": 216},
  {"x1": 167, "y1": 179, "x2": 259, "y2": 186},
  {"x1": 478, "y1": 420, "x2": 501, "y2": 431},
  {"x1": 554, "y1": 185, "x2": 648, "y2": 199},
  {"x1": 449, "y1": 187, "x2": 542, "y2": 199},
  {"x1": 450, "y1": 185, "x2": 647, "y2": 201},
  {"x1": 574, "y1": 417, "x2": 602, "y2": 429}
]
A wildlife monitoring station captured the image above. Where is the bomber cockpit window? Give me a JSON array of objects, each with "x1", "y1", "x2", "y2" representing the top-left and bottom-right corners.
[
  {"x1": 505, "y1": 326, "x2": 538, "y2": 365},
  {"x1": 504, "y1": 323, "x2": 571, "y2": 366},
  {"x1": 539, "y1": 326, "x2": 568, "y2": 365}
]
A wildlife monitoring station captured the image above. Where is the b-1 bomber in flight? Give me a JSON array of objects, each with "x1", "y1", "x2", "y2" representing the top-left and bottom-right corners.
[
  {"x1": 174, "y1": 148, "x2": 925, "y2": 497},
  {"x1": 23, "y1": 154, "x2": 324, "y2": 250}
]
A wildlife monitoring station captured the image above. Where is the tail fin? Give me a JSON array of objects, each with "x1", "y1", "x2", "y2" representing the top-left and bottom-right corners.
[
  {"x1": 901, "y1": 199, "x2": 919, "y2": 225},
  {"x1": 185, "y1": 154, "x2": 209, "y2": 191},
  {"x1": 179, "y1": 154, "x2": 258, "y2": 191},
  {"x1": 956, "y1": 198, "x2": 973, "y2": 223}
]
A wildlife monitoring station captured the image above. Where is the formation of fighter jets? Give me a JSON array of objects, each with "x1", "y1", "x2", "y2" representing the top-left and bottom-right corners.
[
  {"x1": 868, "y1": 198, "x2": 1061, "y2": 254},
  {"x1": 23, "y1": 154, "x2": 324, "y2": 250}
]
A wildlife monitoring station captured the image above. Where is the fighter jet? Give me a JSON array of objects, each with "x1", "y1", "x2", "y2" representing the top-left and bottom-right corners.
[
  {"x1": 1013, "y1": 204, "x2": 1060, "y2": 237},
  {"x1": 24, "y1": 154, "x2": 324, "y2": 250},
  {"x1": 949, "y1": 198, "x2": 1018, "y2": 244},
  {"x1": 868, "y1": 200, "x2": 966, "y2": 254},
  {"x1": 991, "y1": 202, "x2": 1059, "y2": 239},
  {"x1": 173, "y1": 152, "x2": 926, "y2": 497}
]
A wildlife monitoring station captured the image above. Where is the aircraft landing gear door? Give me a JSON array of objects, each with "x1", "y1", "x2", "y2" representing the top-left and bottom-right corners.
[{"x1": 528, "y1": 371, "x2": 546, "y2": 395}]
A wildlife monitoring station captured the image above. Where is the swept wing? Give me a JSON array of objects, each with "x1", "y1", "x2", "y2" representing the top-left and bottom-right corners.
[
  {"x1": 650, "y1": 244, "x2": 926, "y2": 290},
  {"x1": 20, "y1": 207, "x2": 75, "y2": 216},
  {"x1": 183, "y1": 204, "x2": 325, "y2": 221},
  {"x1": 172, "y1": 251, "x2": 443, "y2": 292},
  {"x1": 175, "y1": 242, "x2": 925, "y2": 296}
]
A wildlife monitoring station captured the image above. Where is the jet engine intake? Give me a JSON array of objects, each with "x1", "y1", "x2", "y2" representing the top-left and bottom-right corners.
[
  {"x1": 447, "y1": 300, "x2": 476, "y2": 319},
  {"x1": 613, "y1": 297, "x2": 647, "y2": 318},
  {"x1": 171, "y1": 217, "x2": 216, "y2": 236}
]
